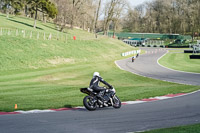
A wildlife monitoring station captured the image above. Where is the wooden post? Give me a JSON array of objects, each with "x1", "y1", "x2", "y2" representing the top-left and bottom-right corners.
[
  {"x1": 8, "y1": 29, "x2": 11, "y2": 35},
  {"x1": 30, "y1": 31, "x2": 32, "y2": 39},
  {"x1": 23, "y1": 30, "x2": 26, "y2": 38},
  {"x1": 48, "y1": 33, "x2": 52, "y2": 40},
  {"x1": 16, "y1": 29, "x2": 18, "y2": 36},
  {"x1": 37, "y1": 32, "x2": 39, "y2": 40}
]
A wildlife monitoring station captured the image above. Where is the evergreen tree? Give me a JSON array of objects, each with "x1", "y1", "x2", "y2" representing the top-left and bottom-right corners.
[
  {"x1": 27, "y1": 0, "x2": 57, "y2": 28},
  {"x1": 1, "y1": 0, "x2": 24, "y2": 17}
]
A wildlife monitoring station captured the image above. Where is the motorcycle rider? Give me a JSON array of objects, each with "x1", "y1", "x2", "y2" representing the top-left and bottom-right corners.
[{"x1": 89, "y1": 72, "x2": 112, "y2": 104}]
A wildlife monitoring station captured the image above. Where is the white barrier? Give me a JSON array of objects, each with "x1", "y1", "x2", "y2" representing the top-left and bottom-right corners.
[
  {"x1": 197, "y1": 40, "x2": 200, "y2": 45},
  {"x1": 123, "y1": 40, "x2": 165, "y2": 48},
  {"x1": 121, "y1": 50, "x2": 141, "y2": 57}
]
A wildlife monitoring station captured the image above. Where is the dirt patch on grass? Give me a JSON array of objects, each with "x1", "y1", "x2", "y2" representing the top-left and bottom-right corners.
[
  {"x1": 37, "y1": 75, "x2": 60, "y2": 82},
  {"x1": 47, "y1": 57, "x2": 75, "y2": 65},
  {"x1": 34, "y1": 73, "x2": 79, "y2": 83}
]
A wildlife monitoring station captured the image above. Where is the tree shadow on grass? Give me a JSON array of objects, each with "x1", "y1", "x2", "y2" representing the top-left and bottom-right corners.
[
  {"x1": 8, "y1": 19, "x2": 43, "y2": 30},
  {"x1": 0, "y1": 14, "x2": 6, "y2": 17},
  {"x1": 41, "y1": 23, "x2": 57, "y2": 31}
]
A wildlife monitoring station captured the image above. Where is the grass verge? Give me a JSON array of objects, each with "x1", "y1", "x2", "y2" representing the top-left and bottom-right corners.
[
  {"x1": 139, "y1": 123, "x2": 200, "y2": 133},
  {"x1": 0, "y1": 14, "x2": 199, "y2": 112},
  {"x1": 159, "y1": 49, "x2": 200, "y2": 73}
]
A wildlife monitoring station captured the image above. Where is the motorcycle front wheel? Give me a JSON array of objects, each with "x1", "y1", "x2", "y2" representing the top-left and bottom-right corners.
[
  {"x1": 83, "y1": 96, "x2": 97, "y2": 111},
  {"x1": 112, "y1": 95, "x2": 121, "y2": 109}
]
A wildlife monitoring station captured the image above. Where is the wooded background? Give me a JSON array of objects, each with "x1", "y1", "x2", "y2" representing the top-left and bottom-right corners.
[{"x1": 0, "y1": 0, "x2": 200, "y2": 39}]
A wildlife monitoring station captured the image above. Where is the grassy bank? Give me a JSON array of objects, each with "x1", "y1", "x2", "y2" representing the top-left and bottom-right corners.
[
  {"x1": 159, "y1": 49, "x2": 200, "y2": 73},
  {"x1": 140, "y1": 123, "x2": 200, "y2": 133},
  {"x1": 0, "y1": 14, "x2": 199, "y2": 112}
]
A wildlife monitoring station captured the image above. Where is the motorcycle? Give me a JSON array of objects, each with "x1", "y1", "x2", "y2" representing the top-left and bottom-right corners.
[{"x1": 80, "y1": 86, "x2": 121, "y2": 111}]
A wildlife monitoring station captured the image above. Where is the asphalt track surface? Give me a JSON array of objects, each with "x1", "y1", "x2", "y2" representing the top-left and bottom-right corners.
[
  {"x1": 116, "y1": 48, "x2": 200, "y2": 86},
  {"x1": 1, "y1": 48, "x2": 200, "y2": 133}
]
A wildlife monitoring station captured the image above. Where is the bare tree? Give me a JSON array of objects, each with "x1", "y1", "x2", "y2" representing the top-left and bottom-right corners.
[
  {"x1": 103, "y1": 0, "x2": 116, "y2": 35},
  {"x1": 94, "y1": 0, "x2": 101, "y2": 37},
  {"x1": 55, "y1": 0, "x2": 96, "y2": 32},
  {"x1": 112, "y1": 0, "x2": 127, "y2": 37},
  {"x1": 122, "y1": 0, "x2": 200, "y2": 39}
]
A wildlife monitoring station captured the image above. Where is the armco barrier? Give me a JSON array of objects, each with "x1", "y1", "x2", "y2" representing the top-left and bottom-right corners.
[{"x1": 121, "y1": 50, "x2": 141, "y2": 57}]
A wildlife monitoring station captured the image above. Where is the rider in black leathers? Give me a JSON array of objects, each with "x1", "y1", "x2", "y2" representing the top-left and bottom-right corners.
[{"x1": 89, "y1": 72, "x2": 112, "y2": 102}]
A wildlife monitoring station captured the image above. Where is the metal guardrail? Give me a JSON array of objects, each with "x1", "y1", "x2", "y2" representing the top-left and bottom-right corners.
[{"x1": 193, "y1": 45, "x2": 200, "y2": 54}]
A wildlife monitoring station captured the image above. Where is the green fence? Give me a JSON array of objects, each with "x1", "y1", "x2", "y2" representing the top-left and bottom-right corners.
[{"x1": 107, "y1": 32, "x2": 192, "y2": 40}]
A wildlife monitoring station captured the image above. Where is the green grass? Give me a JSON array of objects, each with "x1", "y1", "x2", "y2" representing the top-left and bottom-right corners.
[
  {"x1": 0, "y1": 13, "x2": 199, "y2": 112},
  {"x1": 0, "y1": 13, "x2": 97, "y2": 41},
  {"x1": 140, "y1": 123, "x2": 200, "y2": 133},
  {"x1": 159, "y1": 49, "x2": 200, "y2": 73}
]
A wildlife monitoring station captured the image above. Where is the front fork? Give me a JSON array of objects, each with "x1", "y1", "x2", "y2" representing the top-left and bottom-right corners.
[
  {"x1": 110, "y1": 93, "x2": 116, "y2": 106},
  {"x1": 110, "y1": 97, "x2": 114, "y2": 106}
]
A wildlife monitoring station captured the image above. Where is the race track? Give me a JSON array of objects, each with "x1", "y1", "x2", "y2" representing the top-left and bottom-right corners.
[
  {"x1": 1, "y1": 48, "x2": 200, "y2": 133},
  {"x1": 116, "y1": 48, "x2": 200, "y2": 86}
]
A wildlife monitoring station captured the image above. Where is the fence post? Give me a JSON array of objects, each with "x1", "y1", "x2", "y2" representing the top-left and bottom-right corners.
[
  {"x1": 23, "y1": 30, "x2": 26, "y2": 38},
  {"x1": 16, "y1": 29, "x2": 18, "y2": 36},
  {"x1": 8, "y1": 29, "x2": 11, "y2": 35},
  {"x1": 30, "y1": 31, "x2": 32, "y2": 39},
  {"x1": 48, "y1": 33, "x2": 52, "y2": 40}
]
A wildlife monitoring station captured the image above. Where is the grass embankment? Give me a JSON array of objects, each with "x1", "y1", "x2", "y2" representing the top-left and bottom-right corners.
[
  {"x1": 0, "y1": 14, "x2": 199, "y2": 112},
  {"x1": 140, "y1": 123, "x2": 200, "y2": 133},
  {"x1": 159, "y1": 49, "x2": 200, "y2": 73}
]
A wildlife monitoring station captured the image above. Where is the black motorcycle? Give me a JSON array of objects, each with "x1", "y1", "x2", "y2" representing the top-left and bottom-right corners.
[{"x1": 80, "y1": 86, "x2": 121, "y2": 111}]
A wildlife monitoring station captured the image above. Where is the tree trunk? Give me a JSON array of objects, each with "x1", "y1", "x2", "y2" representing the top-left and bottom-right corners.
[
  {"x1": 6, "y1": 12, "x2": 9, "y2": 18},
  {"x1": 103, "y1": 0, "x2": 116, "y2": 35},
  {"x1": 71, "y1": 0, "x2": 75, "y2": 29},
  {"x1": 70, "y1": 16, "x2": 74, "y2": 30},
  {"x1": 24, "y1": 5, "x2": 28, "y2": 17},
  {"x1": 34, "y1": 8, "x2": 38, "y2": 28},
  {"x1": 43, "y1": 12, "x2": 45, "y2": 22},
  {"x1": 94, "y1": 0, "x2": 101, "y2": 34},
  {"x1": 6, "y1": 9, "x2": 9, "y2": 18},
  {"x1": 113, "y1": 24, "x2": 116, "y2": 38}
]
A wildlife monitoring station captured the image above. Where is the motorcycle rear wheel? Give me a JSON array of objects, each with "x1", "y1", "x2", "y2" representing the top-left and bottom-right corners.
[
  {"x1": 113, "y1": 95, "x2": 121, "y2": 109},
  {"x1": 83, "y1": 96, "x2": 97, "y2": 111}
]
